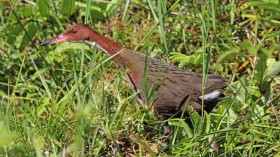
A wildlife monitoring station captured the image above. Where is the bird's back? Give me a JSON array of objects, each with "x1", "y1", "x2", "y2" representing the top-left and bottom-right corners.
[{"x1": 119, "y1": 49, "x2": 226, "y2": 120}]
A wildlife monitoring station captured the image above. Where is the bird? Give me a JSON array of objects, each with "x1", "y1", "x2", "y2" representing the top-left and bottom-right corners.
[{"x1": 41, "y1": 23, "x2": 227, "y2": 135}]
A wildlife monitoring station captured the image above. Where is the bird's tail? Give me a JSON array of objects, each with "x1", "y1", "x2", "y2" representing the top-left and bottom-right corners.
[{"x1": 198, "y1": 89, "x2": 225, "y2": 112}]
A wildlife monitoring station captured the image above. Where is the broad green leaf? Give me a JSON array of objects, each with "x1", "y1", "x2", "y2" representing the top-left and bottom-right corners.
[
  {"x1": 217, "y1": 48, "x2": 239, "y2": 64},
  {"x1": 188, "y1": 106, "x2": 202, "y2": 133},
  {"x1": 265, "y1": 61, "x2": 280, "y2": 78},
  {"x1": 183, "y1": 121, "x2": 193, "y2": 138},
  {"x1": 254, "y1": 57, "x2": 267, "y2": 83},
  {"x1": 53, "y1": 42, "x2": 91, "y2": 53},
  {"x1": 247, "y1": 2, "x2": 280, "y2": 13},
  {"x1": 234, "y1": 76, "x2": 249, "y2": 105},
  {"x1": 0, "y1": 122, "x2": 18, "y2": 146},
  {"x1": 203, "y1": 111, "x2": 210, "y2": 134},
  {"x1": 22, "y1": 5, "x2": 33, "y2": 18},
  {"x1": 7, "y1": 24, "x2": 22, "y2": 45},
  {"x1": 105, "y1": 0, "x2": 119, "y2": 16},
  {"x1": 19, "y1": 22, "x2": 38, "y2": 51},
  {"x1": 61, "y1": 0, "x2": 76, "y2": 17},
  {"x1": 36, "y1": 0, "x2": 49, "y2": 17},
  {"x1": 75, "y1": 2, "x2": 107, "y2": 20},
  {"x1": 44, "y1": 42, "x2": 91, "y2": 63},
  {"x1": 169, "y1": 52, "x2": 202, "y2": 68}
]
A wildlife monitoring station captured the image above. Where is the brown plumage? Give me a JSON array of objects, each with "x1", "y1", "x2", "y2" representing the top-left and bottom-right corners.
[{"x1": 42, "y1": 23, "x2": 227, "y2": 134}]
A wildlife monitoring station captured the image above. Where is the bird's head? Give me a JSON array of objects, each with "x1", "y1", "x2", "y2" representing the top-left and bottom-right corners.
[{"x1": 41, "y1": 23, "x2": 96, "y2": 46}]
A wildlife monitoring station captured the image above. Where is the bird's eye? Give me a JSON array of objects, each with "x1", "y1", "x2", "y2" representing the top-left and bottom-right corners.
[{"x1": 71, "y1": 29, "x2": 77, "y2": 34}]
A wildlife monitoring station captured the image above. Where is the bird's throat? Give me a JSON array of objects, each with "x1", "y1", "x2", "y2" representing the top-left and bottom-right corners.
[
  {"x1": 87, "y1": 32, "x2": 123, "y2": 56},
  {"x1": 85, "y1": 35, "x2": 134, "y2": 73},
  {"x1": 85, "y1": 41, "x2": 108, "y2": 54}
]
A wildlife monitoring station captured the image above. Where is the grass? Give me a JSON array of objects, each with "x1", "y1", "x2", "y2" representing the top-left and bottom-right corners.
[{"x1": 0, "y1": 0, "x2": 280, "y2": 156}]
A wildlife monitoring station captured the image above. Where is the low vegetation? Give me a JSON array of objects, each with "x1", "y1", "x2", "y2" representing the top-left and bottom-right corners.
[{"x1": 0, "y1": 0, "x2": 279, "y2": 156}]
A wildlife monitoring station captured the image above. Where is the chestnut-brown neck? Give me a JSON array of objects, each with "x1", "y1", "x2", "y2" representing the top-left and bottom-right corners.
[{"x1": 88, "y1": 30, "x2": 124, "y2": 56}]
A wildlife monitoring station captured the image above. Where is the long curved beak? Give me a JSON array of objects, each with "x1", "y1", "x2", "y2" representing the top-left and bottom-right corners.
[{"x1": 41, "y1": 34, "x2": 68, "y2": 46}]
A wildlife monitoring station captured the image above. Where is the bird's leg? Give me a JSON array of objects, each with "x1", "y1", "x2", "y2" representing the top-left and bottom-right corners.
[
  {"x1": 163, "y1": 124, "x2": 171, "y2": 136},
  {"x1": 135, "y1": 97, "x2": 145, "y2": 107},
  {"x1": 208, "y1": 136, "x2": 219, "y2": 152},
  {"x1": 159, "y1": 116, "x2": 171, "y2": 137}
]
